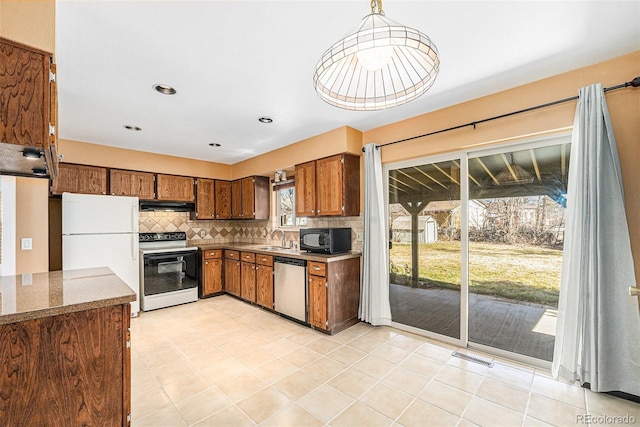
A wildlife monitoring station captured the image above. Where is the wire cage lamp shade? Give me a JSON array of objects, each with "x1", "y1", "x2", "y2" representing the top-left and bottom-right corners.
[{"x1": 313, "y1": 0, "x2": 440, "y2": 111}]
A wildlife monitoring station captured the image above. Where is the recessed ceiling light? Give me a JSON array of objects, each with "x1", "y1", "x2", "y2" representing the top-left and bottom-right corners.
[
  {"x1": 258, "y1": 117, "x2": 273, "y2": 124},
  {"x1": 153, "y1": 84, "x2": 177, "y2": 95},
  {"x1": 124, "y1": 125, "x2": 142, "y2": 131},
  {"x1": 209, "y1": 143, "x2": 221, "y2": 147}
]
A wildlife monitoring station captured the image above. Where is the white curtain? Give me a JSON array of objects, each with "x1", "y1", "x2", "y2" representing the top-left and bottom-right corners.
[
  {"x1": 552, "y1": 83, "x2": 640, "y2": 396},
  {"x1": 359, "y1": 143, "x2": 392, "y2": 325}
]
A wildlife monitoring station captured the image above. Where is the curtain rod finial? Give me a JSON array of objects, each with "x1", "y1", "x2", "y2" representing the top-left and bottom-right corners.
[{"x1": 630, "y1": 77, "x2": 640, "y2": 87}]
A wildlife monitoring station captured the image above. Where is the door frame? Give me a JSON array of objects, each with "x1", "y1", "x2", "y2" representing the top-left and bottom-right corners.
[{"x1": 384, "y1": 133, "x2": 572, "y2": 367}]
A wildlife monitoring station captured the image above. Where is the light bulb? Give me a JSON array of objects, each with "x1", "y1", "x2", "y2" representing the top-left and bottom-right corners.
[{"x1": 356, "y1": 46, "x2": 393, "y2": 71}]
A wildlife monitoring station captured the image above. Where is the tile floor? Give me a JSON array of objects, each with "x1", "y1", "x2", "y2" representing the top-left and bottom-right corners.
[{"x1": 130, "y1": 296, "x2": 640, "y2": 426}]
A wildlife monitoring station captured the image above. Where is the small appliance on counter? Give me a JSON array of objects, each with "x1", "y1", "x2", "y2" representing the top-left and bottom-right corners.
[{"x1": 299, "y1": 227, "x2": 352, "y2": 254}]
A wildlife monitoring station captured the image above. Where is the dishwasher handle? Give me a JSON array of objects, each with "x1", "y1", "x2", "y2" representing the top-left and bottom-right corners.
[{"x1": 274, "y1": 256, "x2": 307, "y2": 267}]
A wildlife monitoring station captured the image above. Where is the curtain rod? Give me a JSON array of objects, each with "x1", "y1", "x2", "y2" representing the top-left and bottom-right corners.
[{"x1": 364, "y1": 76, "x2": 640, "y2": 152}]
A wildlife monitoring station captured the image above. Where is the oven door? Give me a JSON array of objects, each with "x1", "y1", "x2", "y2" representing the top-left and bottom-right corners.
[{"x1": 142, "y1": 250, "x2": 198, "y2": 297}]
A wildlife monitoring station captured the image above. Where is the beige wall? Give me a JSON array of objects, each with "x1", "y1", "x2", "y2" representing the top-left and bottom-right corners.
[
  {"x1": 231, "y1": 126, "x2": 363, "y2": 180},
  {"x1": 1, "y1": 0, "x2": 55, "y2": 274},
  {"x1": 364, "y1": 51, "x2": 640, "y2": 286},
  {"x1": 58, "y1": 139, "x2": 232, "y2": 179}
]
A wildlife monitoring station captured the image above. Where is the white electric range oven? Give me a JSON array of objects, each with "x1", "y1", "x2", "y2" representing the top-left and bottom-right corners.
[{"x1": 139, "y1": 232, "x2": 198, "y2": 311}]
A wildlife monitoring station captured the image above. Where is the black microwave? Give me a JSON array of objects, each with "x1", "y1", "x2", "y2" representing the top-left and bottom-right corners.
[{"x1": 300, "y1": 228, "x2": 352, "y2": 254}]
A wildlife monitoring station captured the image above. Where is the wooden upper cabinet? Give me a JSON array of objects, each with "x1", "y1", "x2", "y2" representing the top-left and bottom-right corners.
[
  {"x1": 231, "y1": 176, "x2": 270, "y2": 220},
  {"x1": 296, "y1": 153, "x2": 360, "y2": 217},
  {"x1": 295, "y1": 161, "x2": 316, "y2": 217},
  {"x1": 193, "y1": 178, "x2": 215, "y2": 219},
  {"x1": 214, "y1": 180, "x2": 231, "y2": 219},
  {"x1": 0, "y1": 37, "x2": 52, "y2": 148},
  {"x1": 109, "y1": 169, "x2": 155, "y2": 200},
  {"x1": 156, "y1": 174, "x2": 194, "y2": 202},
  {"x1": 231, "y1": 179, "x2": 243, "y2": 219},
  {"x1": 51, "y1": 163, "x2": 107, "y2": 195}
]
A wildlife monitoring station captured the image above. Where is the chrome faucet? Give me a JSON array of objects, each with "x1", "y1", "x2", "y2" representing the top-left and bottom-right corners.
[{"x1": 271, "y1": 228, "x2": 286, "y2": 247}]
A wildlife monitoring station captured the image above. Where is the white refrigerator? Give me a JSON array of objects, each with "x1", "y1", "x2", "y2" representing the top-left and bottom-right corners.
[{"x1": 62, "y1": 193, "x2": 140, "y2": 315}]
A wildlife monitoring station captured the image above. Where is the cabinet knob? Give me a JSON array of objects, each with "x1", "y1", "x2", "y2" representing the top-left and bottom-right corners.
[
  {"x1": 205, "y1": 261, "x2": 208, "y2": 265},
  {"x1": 313, "y1": 266, "x2": 321, "y2": 271}
]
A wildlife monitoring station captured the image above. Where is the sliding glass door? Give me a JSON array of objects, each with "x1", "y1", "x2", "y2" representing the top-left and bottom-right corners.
[
  {"x1": 387, "y1": 136, "x2": 570, "y2": 362},
  {"x1": 388, "y1": 157, "x2": 463, "y2": 340}
]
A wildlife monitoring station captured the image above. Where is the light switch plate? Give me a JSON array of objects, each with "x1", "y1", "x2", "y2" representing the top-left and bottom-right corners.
[{"x1": 21, "y1": 237, "x2": 33, "y2": 250}]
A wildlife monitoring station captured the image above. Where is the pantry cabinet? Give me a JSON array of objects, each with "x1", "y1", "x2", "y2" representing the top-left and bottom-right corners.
[
  {"x1": 156, "y1": 174, "x2": 194, "y2": 202},
  {"x1": 256, "y1": 254, "x2": 274, "y2": 309},
  {"x1": 224, "y1": 250, "x2": 241, "y2": 297},
  {"x1": 110, "y1": 169, "x2": 155, "y2": 200},
  {"x1": 295, "y1": 153, "x2": 360, "y2": 217},
  {"x1": 51, "y1": 163, "x2": 107, "y2": 195},
  {"x1": 0, "y1": 37, "x2": 53, "y2": 149},
  {"x1": 307, "y1": 257, "x2": 361, "y2": 334},
  {"x1": 231, "y1": 176, "x2": 270, "y2": 219},
  {"x1": 193, "y1": 178, "x2": 215, "y2": 219}
]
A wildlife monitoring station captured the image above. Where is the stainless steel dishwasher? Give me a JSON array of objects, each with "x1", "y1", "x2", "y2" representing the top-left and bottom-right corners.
[{"x1": 274, "y1": 256, "x2": 308, "y2": 323}]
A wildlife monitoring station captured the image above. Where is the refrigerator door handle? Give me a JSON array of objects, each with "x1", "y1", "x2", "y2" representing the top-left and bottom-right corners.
[
  {"x1": 131, "y1": 203, "x2": 137, "y2": 232},
  {"x1": 131, "y1": 234, "x2": 138, "y2": 262}
]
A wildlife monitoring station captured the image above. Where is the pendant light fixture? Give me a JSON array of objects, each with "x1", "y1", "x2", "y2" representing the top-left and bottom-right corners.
[{"x1": 313, "y1": 0, "x2": 440, "y2": 111}]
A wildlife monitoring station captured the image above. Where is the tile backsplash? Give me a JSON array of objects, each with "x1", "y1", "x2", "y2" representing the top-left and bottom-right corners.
[{"x1": 139, "y1": 212, "x2": 364, "y2": 252}]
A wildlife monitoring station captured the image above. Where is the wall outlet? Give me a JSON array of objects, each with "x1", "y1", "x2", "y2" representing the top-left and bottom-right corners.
[
  {"x1": 21, "y1": 238, "x2": 33, "y2": 251},
  {"x1": 199, "y1": 230, "x2": 206, "y2": 238},
  {"x1": 21, "y1": 273, "x2": 33, "y2": 286}
]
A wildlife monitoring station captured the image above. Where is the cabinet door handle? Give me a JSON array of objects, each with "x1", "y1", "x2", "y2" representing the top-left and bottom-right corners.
[
  {"x1": 313, "y1": 266, "x2": 321, "y2": 271},
  {"x1": 205, "y1": 261, "x2": 208, "y2": 265}
]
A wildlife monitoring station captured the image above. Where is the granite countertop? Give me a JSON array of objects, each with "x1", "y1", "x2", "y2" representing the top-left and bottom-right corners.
[
  {"x1": 190, "y1": 241, "x2": 362, "y2": 263},
  {"x1": 0, "y1": 267, "x2": 136, "y2": 325}
]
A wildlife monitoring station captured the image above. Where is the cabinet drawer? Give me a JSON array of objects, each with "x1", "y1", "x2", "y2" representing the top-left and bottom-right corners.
[
  {"x1": 241, "y1": 252, "x2": 256, "y2": 263},
  {"x1": 256, "y1": 254, "x2": 273, "y2": 267},
  {"x1": 225, "y1": 250, "x2": 240, "y2": 260},
  {"x1": 204, "y1": 249, "x2": 222, "y2": 259},
  {"x1": 308, "y1": 261, "x2": 326, "y2": 277}
]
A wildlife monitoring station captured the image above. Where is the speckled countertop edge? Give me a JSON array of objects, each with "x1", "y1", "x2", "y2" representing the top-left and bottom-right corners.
[{"x1": 189, "y1": 241, "x2": 362, "y2": 262}]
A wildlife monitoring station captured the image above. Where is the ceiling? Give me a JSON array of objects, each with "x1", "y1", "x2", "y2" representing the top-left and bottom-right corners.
[{"x1": 55, "y1": 1, "x2": 640, "y2": 165}]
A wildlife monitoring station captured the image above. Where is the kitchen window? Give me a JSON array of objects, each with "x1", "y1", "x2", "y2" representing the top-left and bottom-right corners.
[{"x1": 276, "y1": 187, "x2": 306, "y2": 227}]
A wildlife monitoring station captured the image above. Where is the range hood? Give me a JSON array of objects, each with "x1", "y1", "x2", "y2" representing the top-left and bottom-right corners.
[
  {"x1": 139, "y1": 201, "x2": 195, "y2": 212},
  {"x1": 0, "y1": 143, "x2": 50, "y2": 178}
]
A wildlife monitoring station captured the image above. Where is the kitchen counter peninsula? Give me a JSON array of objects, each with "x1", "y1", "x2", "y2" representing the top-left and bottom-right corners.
[{"x1": 0, "y1": 267, "x2": 135, "y2": 426}]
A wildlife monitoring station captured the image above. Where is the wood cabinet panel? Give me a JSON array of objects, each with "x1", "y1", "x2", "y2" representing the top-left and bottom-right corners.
[
  {"x1": 224, "y1": 259, "x2": 241, "y2": 297},
  {"x1": 0, "y1": 304, "x2": 130, "y2": 425},
  {"x1": 0, "y1": 37, "x2": 51, "y2": 148},
  {"x1": 308, "y1": 274, "x2": 328, "y2": 330},
  {"x1": 51, "y1": 163, "x2": 107, "y2": 195},
  {"x1": 241, "y1": 177, "x2": 255, "y2": 219},
  {"x1": 308, "y1": 261, "x2": 326, "y2": 277},
  {"x1": 295, "y1": 153, "x2": 359, "y2": 218},
  {"x1": 202, "y1": 257, "x2": 223, "y2": 297},
  {"x1": 156, "y1": 174, "x2": 194, "y2": 202},
  {"x1": 231, "y1": 179, "x2": 243, "y2": 219},
  {"x1": 225, "y1": 250, "x2": 240, "y2": 260},
  {"x1": 241, "y1": 252, "x2": 256, "y2": 263},
  {"x1": 256, "y1": 264, "x2": 273, "y2": 309},
  {"x1": 316, "y1": 155, "x2": 344, "y2": 216},
  {"x1": 241, "y1": 261, "x2": 256, "y2": 302},
  {"x1": 256, "y1": 254, "x2": 273, "y2": 267},
  {"x1": 295, "y1": 161, "x2": 316, "y2": 217},
  {"x1": 110, "y1": 169, "x2": 155, "y2": 200},
  {"x1": 215, "y1": 180, "x2": 231, "y2": 219},
  {"x1": 193, "y1": 178, "x2": 215, "y2": 219}
]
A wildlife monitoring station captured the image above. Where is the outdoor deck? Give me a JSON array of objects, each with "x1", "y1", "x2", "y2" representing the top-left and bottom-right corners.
[{"x1": 390, "y1": 283, "x2": 556, "y2": 361}]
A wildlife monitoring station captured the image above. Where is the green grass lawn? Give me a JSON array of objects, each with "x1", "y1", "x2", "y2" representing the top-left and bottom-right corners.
[{"x1": 390, "y1": 241, "x2": 562, "y2": 306}]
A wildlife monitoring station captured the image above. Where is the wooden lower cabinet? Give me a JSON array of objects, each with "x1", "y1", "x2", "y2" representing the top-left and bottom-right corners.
[
  {"x1": 0, "y1": 304, "x2": 131, "y2": 426},
  {"x1": 308, "y1": 257, "x2": 361, "y2": 334},
  {"x1": 201, "y1": 249, "x2": 223, "y2": 297},
  {"x1": 256, "y1": 254, "x2": 274, "y2": 309},
  {"x1": 224, "y1": 256, "x2": 241, "y2": 297},
  {"x1": 241, "y1": 260, "x2": 257, "y2": 302}
]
